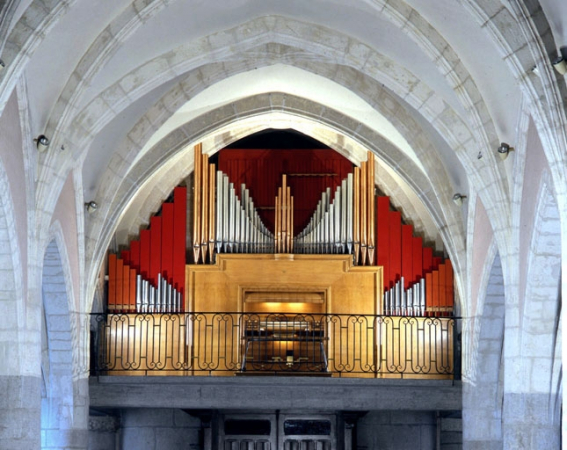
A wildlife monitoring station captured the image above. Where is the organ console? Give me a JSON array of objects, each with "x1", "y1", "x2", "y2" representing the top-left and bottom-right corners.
[{"x1": 106, "y1": 144, "x2": 454, "y2": 318}]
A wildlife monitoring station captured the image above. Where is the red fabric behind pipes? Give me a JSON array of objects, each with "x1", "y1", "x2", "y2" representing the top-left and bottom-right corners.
[{"x1": 217, "y1": 149, "x2": 354, "y2": 234}]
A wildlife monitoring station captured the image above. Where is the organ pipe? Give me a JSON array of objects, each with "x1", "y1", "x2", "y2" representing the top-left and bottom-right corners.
[
  {"x1": 367, "y1": 152, "x2": 375, "y2": 265},
  {"x1": 209, "y1": 164, "x2": 216, "y2": 260},
  {"x1": 213, "y1": 173, "x2": 274, "y2": 255},
  {"x1": 353, "y1": 167, "x2": 360, "y2": 264},
  {"x1": 200, "y1": 152, "x2": 209, "y2": 263},
  {"x1": 382, "y1": 277, "x2": 433, "y2": 317},
  {"x1": 360, "y1": 161, "x2": 367, "y2": 265},
  {"x1": 193, "y1": 144, "x2": 202, "y2": 263}
]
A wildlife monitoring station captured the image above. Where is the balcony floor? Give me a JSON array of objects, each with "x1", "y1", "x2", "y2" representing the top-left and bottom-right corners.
[{"x1": 89, "y1": 376, "x2": 461, "y2": 412}]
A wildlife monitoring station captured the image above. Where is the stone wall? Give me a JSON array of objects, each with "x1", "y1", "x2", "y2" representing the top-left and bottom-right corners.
[
  {"x1": 356, "y1": 411, "x2": 437, "y2": 450},
  {"x1": 89, "y1": 409, "x2": 201, "y2": 450}
]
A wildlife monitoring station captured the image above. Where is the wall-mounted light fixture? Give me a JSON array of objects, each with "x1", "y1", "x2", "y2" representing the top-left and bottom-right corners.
[
  {"x1": 0, "y1": 59, "x2": 5, "y2": 71},
  {"x1": 497, "y1": 142, "x2": 514, "y2": 160},
  {"x1": 553, "y1": 56, "x2": 567, "y2": 76},
  {"x1": 85, "y1": 201, "x2": 98, "y2": 213},
  {"x1": 452, "y1": 193, "x2": 467, "y2": 206},
  {"x1": 35, "y1": 135, "x2": 50, "y2": 152}
]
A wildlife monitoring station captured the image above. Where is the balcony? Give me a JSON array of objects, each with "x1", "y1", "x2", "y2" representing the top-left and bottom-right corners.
[{"x1": 90, "y1": 312, "x2": 459, "y2": 379}]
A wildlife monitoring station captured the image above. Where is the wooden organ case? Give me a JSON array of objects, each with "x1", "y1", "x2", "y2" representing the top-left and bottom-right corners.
[{"x1": 102, "y1": 144, "x2": 455, "y2": 379}]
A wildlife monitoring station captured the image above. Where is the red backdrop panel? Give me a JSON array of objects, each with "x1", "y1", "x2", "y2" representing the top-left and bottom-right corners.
[
  {"x1": 130, "y1": 240, "x2": 140, "y2": 273},
  {"x1": 116, "y1": 258, "x2": 124, "y2": 312},
  {"x1": 140, "y1": 229, "x2": 150, "y2": 280},
  {"x1": 150, "y1": 216, "x2": 162, "y2": 286},
  {"x1": 121, "y1": 251, "x2": 130, "y2": 266},
  {"x1": 439, "y1": 264, "x2": 447, "y2": 314},
  {"x1": 173, "y1": 187, "x2": 187, "y2": 308},
  {"x1": 401, "y1": 225, "x2": 413, "y2": 289},
  {"x1": 218, "y1": 149, "x2": 353, "y2": 234},
  {"x1": 161, "y1": 202, "x2": 174, "y2": 283},
  {"x1": 377, "y1": 196, "x2": 390, "y2": 289},
  {"x1": 422, "y1": 247, "x2": 433, "y2": 274},
  {"x1": 389, "y1": 211, "x2": 402, "y2": 286},
  {"x1": 412, "y1": 237, "x2": 423, "y2": 285},
  {"x1": 108, "y1": 253, "x2": 117, "y2": 310},
  {"x1": 122, "y1": 263, "x2": 129, "y2": 313}
]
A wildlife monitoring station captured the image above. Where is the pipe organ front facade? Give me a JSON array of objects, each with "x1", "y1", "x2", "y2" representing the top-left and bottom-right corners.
[{"x1": 99, "y1": 143, "x2": 455, "y2": 379}]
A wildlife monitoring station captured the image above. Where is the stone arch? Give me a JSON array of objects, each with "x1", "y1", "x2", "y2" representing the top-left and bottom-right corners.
[
  {"x1": 501, "y1": 175, "x2": 562, "y2": 448},
  {"x1": 40, "y1": 236, "x2": 87, "y2": 449},
  {"x1": 0, "y1": 158, "x2": 37, "y2": 447},
  {"x1": 83, "y1": 98, "x2": 468, "y2": 316},
  {"x1": 463, "y1": 251, "x2": 505, "y2": 448},
  {"x1": 521, "y1": 176, "x2": 562, "y2": 420},
  {"x1": 49, "y1": 16, "x2": 508, "y2": 223}
]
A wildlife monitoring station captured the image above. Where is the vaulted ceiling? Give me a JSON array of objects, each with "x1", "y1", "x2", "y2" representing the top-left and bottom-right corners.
[{"x1": 1, "y1": 0, "x2": 566, "y2": 307}]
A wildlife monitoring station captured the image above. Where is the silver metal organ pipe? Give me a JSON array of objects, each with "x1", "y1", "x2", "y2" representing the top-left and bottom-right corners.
[
  {"x1": 347, "y1": 173, "x2": 353, "y2": 254},
  {"x1": 340, "y1": 182, "x2": 346, "y2": 253},
  {"x1": 234, "y1": 197, "x2": 241, "y2": 253},
  {"x1": 142, "y1": 280, "x2": 148, "y2": 313},
  {"x1": 414, "y1": 286, "x2": 419, "y2": 317},
  {"x1": 149, "y1": 286, "x2": 155, "y2": 313},
  {"x1": 222, "y1": 175, "x2": 229, "y2": 252},
  {"x1": 156, "y1": 274, "x2": 162, "y2": 313},
  {"x1": 331, "y1": 202, "x2": 337, "y2": 253},
  {"x1": 401, "y1": 284, "x2": 407, "y2": 316},
  {"x1": 420, "y1": 279, "x2": 426, "y2": 316},
  {"x1": 228, "y1": 184, "x2": 236, "y2": 252},
  {"x1": 160, "y1": 278, "x2": 166, "y2": 313},
  {"x1": 136, "y1": 275, "x2": 142, "y2": 312},
  {"x1": 216, "y1": 171, "x2": 223, "y2": 254},
  {"x1": 395, "y1": 280, "x2": 401, "y2": 316}
]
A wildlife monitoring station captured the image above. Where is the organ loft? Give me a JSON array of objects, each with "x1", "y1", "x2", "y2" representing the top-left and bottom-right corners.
[{"x1": 98, "y1": 140, "x2": 456, "y2": 380}]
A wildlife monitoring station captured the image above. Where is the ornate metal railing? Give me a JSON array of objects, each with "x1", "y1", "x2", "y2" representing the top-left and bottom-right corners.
[{"x1": 90, "y1": 313, "x2": 460, "y2": 379}]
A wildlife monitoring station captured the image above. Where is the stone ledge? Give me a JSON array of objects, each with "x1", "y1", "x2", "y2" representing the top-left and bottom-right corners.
[{"x1": 90, "y1": 376, "x2": 461, "y2": 412}]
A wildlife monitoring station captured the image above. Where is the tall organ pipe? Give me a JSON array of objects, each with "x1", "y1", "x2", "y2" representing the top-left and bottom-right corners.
[
  {"x1": 353, "y1": 167, "x2": 360, "y2": 264},
  {"x1": 192, "y1": 145, "x2": 202, "y2": 263},
  {"x1": 360, "y1": 161, "x2": 367, "y2": 266},
  {"x1": 208, "y1": 164, "x2": 216, "y2": 261},
  {"x1": 200, "y1": 152, "x2": 209, "y2": 263},
  {"x1": 367, "y1": 152, "x2": 375, "y2": 266}
]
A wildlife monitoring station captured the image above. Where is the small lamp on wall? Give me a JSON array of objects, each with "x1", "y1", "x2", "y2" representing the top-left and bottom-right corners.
[
  {"x1": 85, "y1": 201, "x2": 98, "y2": 213},
  {"x1": 0, "y1": 59, "x2": 5, "y2": 72},
  {"x1": 452, "y1": 193, "x2": 467, "y2": 206},
  {"x1": 553, "y1": 56, "x2": 567, "y2": 76},
  {"x1": 497, "y1": 142, "x2": 514, "y2": 160},
  {"x1": 35, "y1": 135, "x2": 50, "y2": 152}
]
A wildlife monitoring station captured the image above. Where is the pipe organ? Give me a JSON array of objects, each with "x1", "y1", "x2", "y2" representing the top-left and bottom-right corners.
[
  {"x1": 107, "y1": 186, "x2": 187, "y2": 312},
  {"x1": 107, "y1": 144, "x2": 454, "y2": 317}
]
